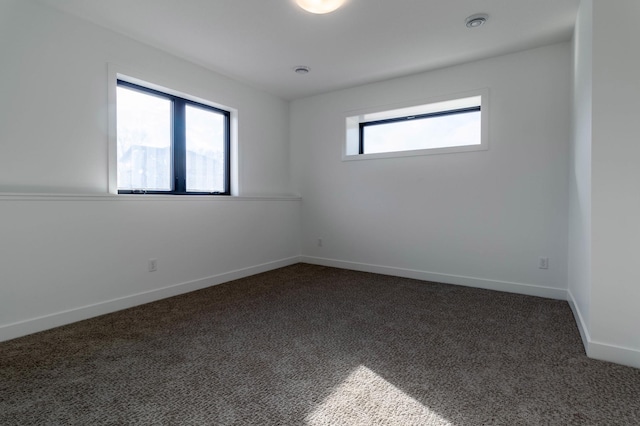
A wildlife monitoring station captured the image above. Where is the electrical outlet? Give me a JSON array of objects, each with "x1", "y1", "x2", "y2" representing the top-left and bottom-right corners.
[
  {"x1": 148, "y1": 258, "x2": 157, "y2": 272},
  {"x1": 317, "y1": 238, "x2": 323, "y2": 247},
  {"x1": 539, "y1": 257, "x2": 549, "y2": 269}
]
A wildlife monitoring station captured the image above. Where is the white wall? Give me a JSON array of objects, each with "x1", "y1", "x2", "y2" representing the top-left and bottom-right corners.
[
  {"x1": 0, "y1": 196, "x2": 300, "y2": 340},
  {"x1": 589, "y1": 0, "x2": 640, "y2": 367},
  {"x1": 0, "y1": 0, "x2": 300, "y2": 341},
  {"x1": 567, "y1": 0, "x2": 640, "y2": 369},
  {"x1": 292, "y1": 43, "x2": 571, "y2": 298},
  {"x1": 568, "y1": 0, "x2": 593, "y2": 347},
  {"x1": 568, "y1": 0, "x2": 640, "y2": 369},
  {"x1": 0, "y1": 0, "x2": 292, "y2": 196}
]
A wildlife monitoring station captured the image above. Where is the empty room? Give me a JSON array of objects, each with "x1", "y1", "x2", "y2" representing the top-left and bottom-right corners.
[{"x1": 1, "y1": 0, "x2": 639, "y2": 424}]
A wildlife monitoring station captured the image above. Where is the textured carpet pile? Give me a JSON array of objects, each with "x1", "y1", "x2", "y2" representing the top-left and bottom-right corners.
[{"x1": 1, "y1": 264, "x2": 639, "y2": 425}]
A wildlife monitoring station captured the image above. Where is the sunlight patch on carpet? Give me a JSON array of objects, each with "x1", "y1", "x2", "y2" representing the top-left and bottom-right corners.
[{"x1": 305, "y1": 365, "x2": 452, "y2": 426}]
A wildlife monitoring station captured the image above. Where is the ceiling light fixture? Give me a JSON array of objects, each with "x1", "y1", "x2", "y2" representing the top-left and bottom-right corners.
[
  {"x1": 295, "y1": 0, "x2": 345, "y2": 14},
  {"x1": 294, "y1": 65, "x2": 311, "y2": 74},
  {"x1": 465, "y1": 13, "x2": 488, "y2": 28}
]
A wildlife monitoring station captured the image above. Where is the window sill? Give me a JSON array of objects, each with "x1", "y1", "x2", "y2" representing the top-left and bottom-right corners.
[
  {"x1": 342, "y1": 143, "x2": 487, "y2": 161},
  {"x1": 0, "y1": 193, "x2": 301, "y2": 202}
]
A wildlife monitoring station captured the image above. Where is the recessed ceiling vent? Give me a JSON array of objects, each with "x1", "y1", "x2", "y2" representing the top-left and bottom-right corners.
[
  {"x1": 294, "y1": 66, "x2": 311, "y2": 74},
  {"x1": 465, "y1": 13, "x2": 489, "y2": 28}
]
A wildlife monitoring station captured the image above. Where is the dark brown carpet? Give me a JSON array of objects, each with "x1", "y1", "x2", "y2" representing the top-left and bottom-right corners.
[{"x1": 1, "y1": 264, "x2": 639, "y2": 425}]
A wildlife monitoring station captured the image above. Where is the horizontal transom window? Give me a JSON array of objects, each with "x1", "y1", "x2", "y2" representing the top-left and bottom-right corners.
[{"x1": 344, "y1": 91, "x2": 488, "y2": 160}]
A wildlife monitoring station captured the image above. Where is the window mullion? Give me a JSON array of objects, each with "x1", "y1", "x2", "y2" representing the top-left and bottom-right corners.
[
  {"x1": 173, "y1": 99, "x2": 186, "y2": 193},
  {"x1": 224, "y1": 111, "x2": 231, "y2": 195}
]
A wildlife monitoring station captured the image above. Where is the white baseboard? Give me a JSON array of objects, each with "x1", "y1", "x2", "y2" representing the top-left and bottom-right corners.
[
  {"x1": 0, "y1": 256, "x2": 301, "y2": 343},
  {"x1": 588, "y1": 341, "x2": 640, "y2": 369},
  {"x1": 308, "y1": 256, "x2": 640, "y2": 369},
  {"x1": 567, "y1": 289, "x2": 591, "y2": 352},
  {"x1": 5, "y1": 255, "x2": 639, "y2": 370},
  {"x1": 567, "y1": 290, "x2": 640, "y2": 369},
  {"x1": 301, "y1": 256, "x2": 567, "y2": 300}
]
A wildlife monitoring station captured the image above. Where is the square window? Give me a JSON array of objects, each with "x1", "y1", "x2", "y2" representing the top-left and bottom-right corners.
[{"x1": 116, "y1": 80, "x2": 230, "y2": 195}]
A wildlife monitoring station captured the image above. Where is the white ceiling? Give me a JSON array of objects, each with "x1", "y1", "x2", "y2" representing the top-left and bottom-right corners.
[{"x1": 38, "y1": 0, "x2": 579, "y2": 100}]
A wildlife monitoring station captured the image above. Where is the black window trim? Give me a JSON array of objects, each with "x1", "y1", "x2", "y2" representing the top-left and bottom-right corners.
[
  {"x1": 358, "y1": 106, "x2": 481, "y2": 155},
  {"x1": 117, "y1": 79, "x2": 231, "y2": 195}
]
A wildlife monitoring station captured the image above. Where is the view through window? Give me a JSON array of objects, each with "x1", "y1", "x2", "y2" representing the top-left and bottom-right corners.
[
  {"x1": 344, "y1": 92, "x2": 487, "y2": 159},
  {"x1": 116, "y1": 80, "x2": 230, "y2": 194},
  {"x1": 361, "y1": 107, "x2": 481, "y2": 154}
]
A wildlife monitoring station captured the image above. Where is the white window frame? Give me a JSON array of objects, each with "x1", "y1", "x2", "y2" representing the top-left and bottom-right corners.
[{"x1": 343, "y1": 89, "x2": 489, "y2": 161}]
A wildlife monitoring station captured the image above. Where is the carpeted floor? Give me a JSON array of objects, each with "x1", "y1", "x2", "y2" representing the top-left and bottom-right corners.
[{"x1": 1, "y1": 264, "x2": 639, "y2": 425}]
